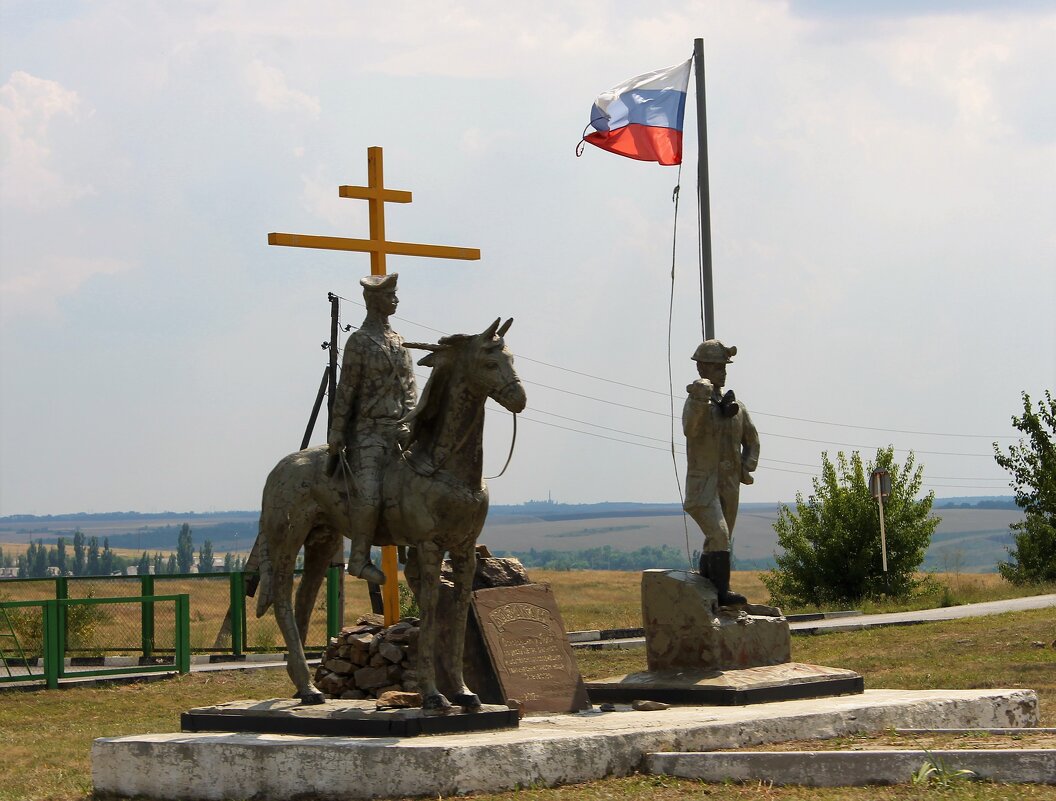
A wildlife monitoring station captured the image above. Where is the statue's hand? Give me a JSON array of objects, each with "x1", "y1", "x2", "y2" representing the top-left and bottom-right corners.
[
  {"x1": 396, "y1": 424, "x2": 412, "y2": 450},
  {"x1": 327, "y1": 436, "x2": 343, "y2": 456},
  {"x1": 740, "y1": 464, "x2": 755, "y2": 485}
]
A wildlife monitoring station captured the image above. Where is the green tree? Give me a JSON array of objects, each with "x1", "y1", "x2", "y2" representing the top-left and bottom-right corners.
[
  {"x1": 72, "y1": 530, "x2": 87, "y2": 576},
  {"x1": 763, "y1": 447, "x2": 939, "y2": 607},
  {"x1": 176, "y1": 524, "x2": 194, "y2": 574},
  {"x1": 223, "y1": 552, "x2": 234, "y2": 572},
  {"x1": 137, "y1": 551, "x2": 150, "y2": 575},
  {"x1": 198, "y1": 539, "x2": 215, "y2": 574},
  {"x1": 86, "y1": 536, "x2": 100, "y2": 575},
  {"x1": 165, "y1": 552, "x2": 178, "y2": 575},
  {"x1": 994, "y1": 390, "x2": 1056, "y2": 584},
  {"x1": 100, "y1": 538, "x2": 114, "y2": 575},
  {"x1": 52, "y1": 537, "x2": 68, "y2": 574},
  {"x1": 153, "y1": 552, "x2": 165, "y2": 575},
  {"x1": 31, "y1": 541, "x2": 48, "y2": 578}
]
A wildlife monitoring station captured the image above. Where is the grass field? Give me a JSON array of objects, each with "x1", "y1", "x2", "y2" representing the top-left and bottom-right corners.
[
  {"x1": 1, "y1": 571, "x2": 1054, "y2": 801},
  {"x1": 3, "y1": 569, "x2": 1053, "y2": 663}
]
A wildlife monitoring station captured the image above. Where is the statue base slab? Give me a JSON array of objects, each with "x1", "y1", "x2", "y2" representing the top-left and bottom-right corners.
[
  {"x1": 94, "y1": 689, "x2": 1037, "y2": 800},
  {"x1": 584, "y1": 662, "x2": 863, "y2": 706},
  {"x1": 181, "y1": 698, "x2": 518, "y2": 738}
]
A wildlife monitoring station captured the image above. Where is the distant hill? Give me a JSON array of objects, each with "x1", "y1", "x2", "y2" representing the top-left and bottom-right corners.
[{"x1": 0, "y1": 498, "x2": 1022, "y2": 573}]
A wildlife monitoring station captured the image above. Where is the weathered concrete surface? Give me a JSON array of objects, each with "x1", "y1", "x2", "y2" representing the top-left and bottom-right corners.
[
  {"x1": 92, "y1": 689, "x2": 1038, "y2": 800},
  {"x1": 643, "y1": 570, "x2": 790, "y2": 671},
  {"x1": 646, "y1": 749, "x2": 1056, "y2": 785},
  {"x1": 586, "y1": 661, "x2": 862, "y2": 704}
]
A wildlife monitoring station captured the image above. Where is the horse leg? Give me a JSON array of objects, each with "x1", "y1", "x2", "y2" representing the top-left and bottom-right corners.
[
  {"x1": 295, "y1": 527, "x2": 340, "y2": 646},
  {"x1": 276, "y1": 514, "x2": 325, "y2": 705},
  {"x1": 446, "y1": 545, "x2": 481, "y2": 710},
  {"x1": 415, "y1": 542, "x2": 451, "y2": 713}
]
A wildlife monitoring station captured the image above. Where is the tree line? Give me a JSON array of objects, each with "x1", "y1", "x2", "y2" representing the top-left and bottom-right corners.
[{"x1": 3, "y1": 524, "x2": 247, "y2": 579}]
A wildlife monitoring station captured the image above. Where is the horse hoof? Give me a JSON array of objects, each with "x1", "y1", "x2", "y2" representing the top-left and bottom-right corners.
[
  {"x1": 422, "y1": 693, "x2": 453, "y2": 715},
  {"x1": 297, "y1": 690, "x2": 326, "y2": 705},
  {"x1": 452, "y1": 692, "x2": 481, "y2": 710}
]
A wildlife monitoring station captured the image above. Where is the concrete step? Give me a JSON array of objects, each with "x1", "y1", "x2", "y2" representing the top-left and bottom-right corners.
[{"x1": 646, "y1": 748, "x2": 1056, "y2": 786}]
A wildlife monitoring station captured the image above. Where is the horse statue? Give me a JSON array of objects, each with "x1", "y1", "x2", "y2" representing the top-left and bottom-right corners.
[{"x1": 253, "y1": 317, "x2": 526, "y2": 710}]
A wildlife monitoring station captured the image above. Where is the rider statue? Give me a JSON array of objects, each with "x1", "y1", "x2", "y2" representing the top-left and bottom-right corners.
[
  {"x1": 683, "y1": 339, "x2": 760, "y2": 606},
  {"x1": 327, "y1": 273, "x2": 417, "y2": 585}
]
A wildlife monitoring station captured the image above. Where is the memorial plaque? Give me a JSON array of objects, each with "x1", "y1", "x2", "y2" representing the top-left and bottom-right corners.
[{"x1": 471, "y1": 584, "x2": 590, "y2": 713}]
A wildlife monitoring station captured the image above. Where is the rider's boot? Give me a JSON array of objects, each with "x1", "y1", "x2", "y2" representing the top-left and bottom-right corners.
[
  {"x1": 347, "y1": 536, "x2": 386, "y2": 585},
  {"x1": 707, "y1": 550, "x2": 747, "y2": 606}
]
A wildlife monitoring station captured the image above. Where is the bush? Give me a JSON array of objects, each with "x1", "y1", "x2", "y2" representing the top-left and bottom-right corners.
[
  {"x1": 994, "y1": 390, "x2": 1056, "y2": 584},
  {"x1": 763, "y1": 447, "x2": 938, "y2": 607}
]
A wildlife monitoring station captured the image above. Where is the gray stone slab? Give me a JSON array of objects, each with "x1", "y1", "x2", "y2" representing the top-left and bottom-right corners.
[
  {"x1": 646, "y1": 749, "x2": 1056, "y2": 785},
  {"x1": 92, "y1": 689, "x2": 1038, "y2": 800},
  {"x1": 586, "y1": 662, "x2": 863, "y2": 705}
]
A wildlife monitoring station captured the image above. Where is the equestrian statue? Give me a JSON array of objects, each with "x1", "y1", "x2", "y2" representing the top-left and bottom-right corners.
[{"x1": 253, "y1": 280, "x2": 526, "y2": 710}]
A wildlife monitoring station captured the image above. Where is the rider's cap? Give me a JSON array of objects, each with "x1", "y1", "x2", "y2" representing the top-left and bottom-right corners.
[
  {"x1": 691, "y1": 339, "x2": 737, "y2": 364},
  {"x1": 360, "y1": 273, "x2": 398, "y2": 292}
]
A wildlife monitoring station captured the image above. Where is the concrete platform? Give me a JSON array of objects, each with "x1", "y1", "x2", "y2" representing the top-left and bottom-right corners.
[
  {"x1": 585, "y1": 662, "x2": 863, "y2": 706},
  {"x1": 646, "y1": 749, "x2": 1056, "y2": 785},
  {"x1": 93, "y1": 689, "x2": 1038, "y2": 800}
]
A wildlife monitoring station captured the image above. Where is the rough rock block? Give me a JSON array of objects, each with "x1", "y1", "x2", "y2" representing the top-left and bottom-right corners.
[{"x1": 643, "y1": 569, "x2": 791, "y2": 672}]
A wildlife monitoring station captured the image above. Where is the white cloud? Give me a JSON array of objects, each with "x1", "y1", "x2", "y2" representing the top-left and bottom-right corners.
[
  {"x1": 300, "y1": 168, "x2": 365, "y2": 230},
  {"x1": 0, "y1": 71, "x2": 94, "y2": 210},
  {"x1": 0, "y1": 255, "x2": 135, "y2": 316},
  {"x1": 245, "y1": 59, "x2": 320, "y2": 117}
]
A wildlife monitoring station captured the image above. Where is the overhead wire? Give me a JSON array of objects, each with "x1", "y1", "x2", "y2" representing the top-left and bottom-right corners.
[{"x1": 324, "y1": 295, "x2": 1013, "y2": 488}]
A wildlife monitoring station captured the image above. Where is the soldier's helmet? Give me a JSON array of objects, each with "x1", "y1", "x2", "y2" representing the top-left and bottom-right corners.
[{"x1": 691, "y1": 339, "x2": 736, "y2": 364}]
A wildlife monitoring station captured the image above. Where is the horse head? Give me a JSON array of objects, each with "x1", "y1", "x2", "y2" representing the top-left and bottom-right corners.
[
  {"x1": 410, "y1": 318, "x2": 526, "y2": 415},
  {"x1": 472, "y1": 317, "x2": 526, "y2": 414}
]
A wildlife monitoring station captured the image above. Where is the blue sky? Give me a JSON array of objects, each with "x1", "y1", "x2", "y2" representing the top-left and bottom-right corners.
[{"x1": 1, "y1": 1, "x2": 1053, "y2": 514}]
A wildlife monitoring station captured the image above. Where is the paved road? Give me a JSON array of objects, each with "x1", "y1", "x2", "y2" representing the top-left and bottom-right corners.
[
  {"x1": 573, "y1": 593, "x2": 1056, "y2": 650},
  {"x1": 791, "y1": 593, "x2": 1056, "y2": 634}
]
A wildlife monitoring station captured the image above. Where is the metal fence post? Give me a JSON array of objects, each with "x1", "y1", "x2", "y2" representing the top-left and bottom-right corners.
[
  {"x1": 326, "y1": 565, "x2": 341, "y2": 640},
  {"x1": 229, "y1": 572, "x2": 245, "y2": 658},
  {"x1": 175, "y1": 594, "x2": 191, "y2": 675},
  {"x1": 54, "y1": 577, "x2": 67, "y2": 668},
  {"x1": 43, "y1": 600, "x2": 60, "y2": 689},
  {"x1": 140, "y1": 574, "x2": 155, "y2": 659}
]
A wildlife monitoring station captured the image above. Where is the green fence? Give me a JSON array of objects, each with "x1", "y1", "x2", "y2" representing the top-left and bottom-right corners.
[
  {"x1": 0, "y1": 595, "x2": 190, "y2": 689},
  {"x1": 0, "y1": 569, "x2": 342, "y2": 661}
]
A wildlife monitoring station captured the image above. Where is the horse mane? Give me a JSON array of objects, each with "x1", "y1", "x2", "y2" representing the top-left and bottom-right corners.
[{"x1": 401, "y1": 334, "x2": 473, "y2": 451}]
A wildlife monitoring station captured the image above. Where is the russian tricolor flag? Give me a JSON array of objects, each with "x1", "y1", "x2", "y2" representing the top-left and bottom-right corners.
[{"x1": 583, "y1": 59, "x2": 691, "y2": 166}]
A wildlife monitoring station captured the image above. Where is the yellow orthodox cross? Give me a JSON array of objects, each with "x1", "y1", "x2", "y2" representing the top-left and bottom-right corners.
[
  {"x1": 268, "y1": 146, "x2": 480, "y2": 275},
  {"x1": 269, "y1": 146, "x2": 480, "y2": 625}
]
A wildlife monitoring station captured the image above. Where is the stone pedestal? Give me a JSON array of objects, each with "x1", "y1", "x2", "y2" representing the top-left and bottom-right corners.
[
  {"x1": 585, "y1": 569, "x2": 861, "y2": 706},
  {"x1": 642, "y1": 569, "x2": 791, "y2": 672}
]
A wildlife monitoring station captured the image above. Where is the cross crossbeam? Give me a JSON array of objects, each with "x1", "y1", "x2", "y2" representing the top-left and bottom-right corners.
[{"x1": 268, "y1": 146, "x2": 480, "y2": 275}]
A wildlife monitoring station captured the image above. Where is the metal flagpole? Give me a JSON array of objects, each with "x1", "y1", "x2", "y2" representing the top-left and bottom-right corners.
[{"x1": 693, "y1": 37, "x2": 715, "y2": 340}]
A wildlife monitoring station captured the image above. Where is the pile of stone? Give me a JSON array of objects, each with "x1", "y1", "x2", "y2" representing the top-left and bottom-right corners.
[{"x1": 314, "y1": 616, "x2": 420, "y2": 700}]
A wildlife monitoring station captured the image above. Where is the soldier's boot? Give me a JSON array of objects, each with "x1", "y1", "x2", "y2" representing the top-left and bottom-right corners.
[
  {"x1": 707, "y1": 550, "x2": 747, "y2": 606},
  {"x1": 347, "y1": 537, "x2": 386, "y2": 585}
]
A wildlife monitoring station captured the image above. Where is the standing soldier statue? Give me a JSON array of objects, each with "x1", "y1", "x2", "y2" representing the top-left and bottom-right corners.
[
  {"x1": 683, "y1": 339, "x2": 760, "y2": 606},
  {"x1": 327, "y1": 273, "x2": 417, "y2": 585}
]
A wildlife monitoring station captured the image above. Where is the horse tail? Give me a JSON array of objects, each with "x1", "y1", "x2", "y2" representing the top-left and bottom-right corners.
[{"x1": 254, "y1": 523, "x2": 273, "y2": 618}]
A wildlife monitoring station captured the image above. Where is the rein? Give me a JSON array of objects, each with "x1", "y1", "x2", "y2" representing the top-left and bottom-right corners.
[{"x1": 485, "y1": 412, "x2": 517, "y2": 480}]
